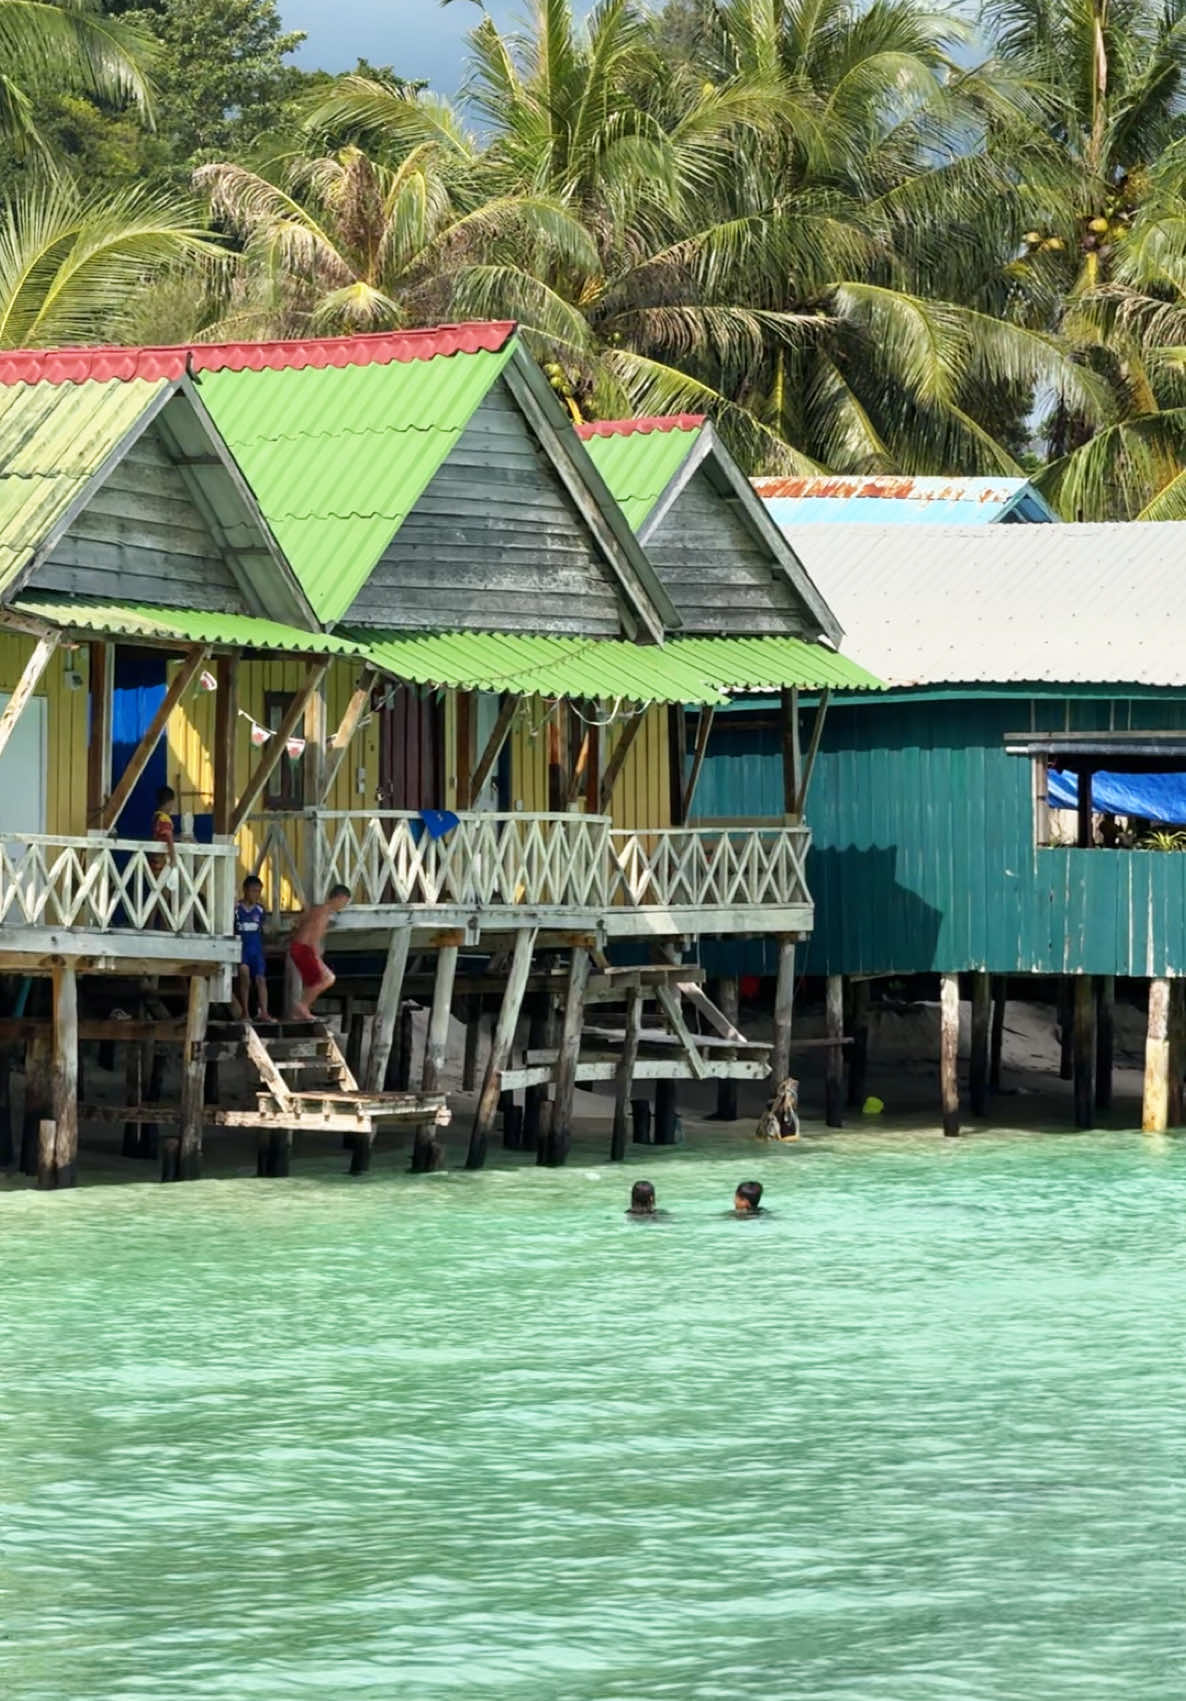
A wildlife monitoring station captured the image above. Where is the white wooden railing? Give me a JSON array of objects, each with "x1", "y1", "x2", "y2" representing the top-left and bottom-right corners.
[
  {"x1": 247, "y1": 811, "x2": 811, "y2": 920},
  {"x1": 0, "y1": 834, "x2": 237, "y2": 936},
  {"x1": 610, "y1": 825, "x2": 812, "y2": 912}
]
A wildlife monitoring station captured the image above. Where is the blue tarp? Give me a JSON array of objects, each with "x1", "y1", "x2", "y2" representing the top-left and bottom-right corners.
[{"x1": 1048, "y1": 768, "x2": 1186, "y2": 824}]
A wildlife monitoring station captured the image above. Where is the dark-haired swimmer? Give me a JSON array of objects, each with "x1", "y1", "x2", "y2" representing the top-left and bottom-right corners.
[
  {"x1": 625, "y1": 1179, "x2": 669, "y2": 1219},
  {"x1": 730, "y1": 1179, "x2": 767, "y2": 1216}
]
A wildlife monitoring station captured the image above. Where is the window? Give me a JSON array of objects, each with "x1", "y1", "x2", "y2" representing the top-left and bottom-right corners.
[
  {"x1": 265, "y1": 691, "x2": 304, "y2": 808},
  {"x1": 1007, "y1": 730, "x2": 1186, "y2": 850}
]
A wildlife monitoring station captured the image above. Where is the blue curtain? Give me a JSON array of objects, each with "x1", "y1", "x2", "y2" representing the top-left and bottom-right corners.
[{"x1": 111, "y1": 648, "x2": 167, "y2": 840}]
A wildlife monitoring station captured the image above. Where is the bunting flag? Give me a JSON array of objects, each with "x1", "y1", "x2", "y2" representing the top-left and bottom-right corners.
[
  {"x1": 249, "y1": 720, "x2": 269, "y2": 747},
  {"x1": 285, "y1": 736, "x2": 306, "y2": 760},
  {"x1": 198, "y1": 669, "x2": 218, "y2": 692}
]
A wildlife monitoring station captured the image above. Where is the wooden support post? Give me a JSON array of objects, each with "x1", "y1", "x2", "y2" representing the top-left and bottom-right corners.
[
  {"x1": 228, "y1": 661, "x2": 328, "y2": 834},
  {"x1": 1072, "y1": 974, "x2": 1096, "y2": 1130},
  {"x1": 0, "y1": 1043, "x2": 11, "y2": 1168},
  {"x1": 847, "y1": 979, "x2": 869, "y2": 1110},
  {"x1": 20, "y1": 1034, "x2": 50, "y2": 1176},
  {"x1": 323, "y1": 666, "x2": 378, "y2": 801},
  {"x1": 610, "y1": 987, "x2": 644, "y2": 1162},
  {"x1": 1095, "y1": 975, "x2": 1114, "y2": 1110},
  {"x1": 140, "y1": 1047, "x2": 163, "y2": 1161},
  {"x1": 780, "y1": 688, "x2": 800, "y2": 815},
  {"x1": 0, "y1": 635, "x2": 58, "y2": 765},
  {"x1": 940, "y1": 972, "x2": 960, "y2": 1137},
  {"x1": 771, "y1": 936, "x2": 796, "y2": 1087},
  {"x1": 969, "y1": 971, "x2": 991, "y2": 1117},
  {"x1": 411, "y1": 945, "x2": 458, "y2": 1173},
  {"x1": 653, "y1": 1078, "x2": 679, "y2": 1145},
  {"x1": 990, "y1": 976, "x2": 1006, "y2": 1093},
  {"x1": 1143, "y1": 978, "x2": 1171, "y2": 1133},
  {"x1": 50, "y1": 964, "x2": 78, "y2": 1188},
  {"x1": 211, "y1": 654, "x2": 238, "y2": 835},
  {"x1": 345, "y1": 1009, "x2": 365, "y2": 1080},
  {"x1": 86, "y1": 640, "x2": 113, "y2": 825},
  {"x1": 177, "y1": 976, "x2": 210, "y2": 1181},
  {"x1": 543, "y1": 947, "x2": 590, "y2": 1167},
  {"x1": 1076, "y1": 765, "x2": 1094, "y2": 849},
  {"x1": 1171, "y1": 982, "x2": 1186, "y2": 1130},
  {"x1": 713, "y1": 976, "x2": 741, "y2": 1121},
  {"x1": 122, "y1": 1040, "x2": 142, "y2": 1158},
  {"x1": 100, "y1": 646, "x2": 210, "y2": 829},
  {"x1": 681, "y1": 706, "x2": 715, "y2": 822},
  {"x1": 366, "y1": 928, "x2": 411, "y2": 1093},
  {"x1": 825, "y1": 974, "x2": 845, "y2": 1128},
  {"x1": 37, "y1": 1119, "x2": 57, "y2": 1190},
  {"x1": 303, "y1": 679, "x2": 328, "y2": 828},
  {"x1": 521, "y1": 989, "x2": 550, "y2": 1151},
  {"x1": 598, "y1": 714, "x2": 644, "y2": 812},
  {"x1": 794, "y1": 690, "x2": 832, "y2": 817},
  {"x1": 469, "y1": 695, "x2": 516, "y2": 806},
  {"x1": 1058, "y1": 979, "x2": 1073, "y2": 1080},
  {"x1": 390, "y1": 1003, "x2": 414, "y2": 1092},
  {"x1": 468, "y1": 927, "x2": 536, "y2": 1171},
  {"x1": 462, "y1": 1001, "x2": 481, "y2": 1093}
]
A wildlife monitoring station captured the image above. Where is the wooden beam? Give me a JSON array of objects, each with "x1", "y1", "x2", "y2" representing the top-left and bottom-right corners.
[
  {"x1": 1143, "y1": 977, "x2": 1171, "y2": 1133},
  {"x1": 49, "y1": 963, "x2": 78, "y2": 1188},
  {"x1": 771, "y1": 936, "x2": 796, "y2": 1085},
  {"x1": 990, "y1": 976, "x2": 1006, "y2": 1093},
  {"x1": 794, "y1": 688, "x2": 831, "y2": 817},
  {"x1": 86, "y1": 641, "x2": 113, "y2": 824},
  {"x1": 100, "y1": 646, "x2": 210, "y2": 829},
  {"x1": 229, "y1": 661, "x2": 327, "y2": 834},
  {"x1": 365, "y1": 928, "x2": 411, "y2": 1093},
  {"x1": 681, "y1": 706, "x2": 715, "y2": 823},
  {"x1": 468, "y1": 926, "x2": 536, "y2": 1170},
  {"x1": 1072, "y1": 974, "x2": 1095, "y2": 1130},
  {"x1": 969, "y1": 971, "x2": 990, "y2": 1116},
  {"x1": 598, "y1": 713, "x2": 644, "y2": 812},
  {"x1": 780, "y1": 687, "x2": 799, "y2": 815},
  {"x1": 0, "y1": 634, "x2": 57, "y2": 766},
  {"x1": 824, "y1": 974, "x2": 844, "y2": 1127},
  {"x1": 544, "y1": 946, "x2": 591, "y2": 1165},
  {"x1": 1076, "y1": 765, "x2": 1094, "y2": 848},
  {"x1": 566, "y1": 724, "x2": 593, "y2": 806},
  {"x1": 610, "y1": 986, "x2": 644, "y2": 1161},
  {"x1": 940, "y1": 972, "x2": 960, "y2": 1137},
  {"x1": 470, "y1": 695, "x2": 517, "y2": 807},
  {"x1": 212, "y1": 654, "x2": 238, "y2": 835},
  {"x1": 323, "y1": 667, "x2": 377, "y2": 802},
  {"x1": 177, "y1": 975, "x2": 211, "y2": 1181},
  {"x1": 654, "y1": 984, "x2": 708, "y2": 1081}
]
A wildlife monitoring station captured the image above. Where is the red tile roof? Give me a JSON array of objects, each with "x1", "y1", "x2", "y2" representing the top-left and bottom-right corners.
[
  {"x1": 576, "y1": 414, "x2": 705, "y2": 438},
  {"x1": 0, "y1": 322, "x2": 518, "y2": 387}
]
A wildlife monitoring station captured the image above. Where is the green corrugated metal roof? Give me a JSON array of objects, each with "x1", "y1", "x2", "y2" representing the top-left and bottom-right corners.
[
  {"x1": 196, "y1": 346, "x2": 515, "y2": 624},
  {"x1": 12, "y1": 595, "x2": 364, "y2": 656},
  {"x1": 579, "y1": 424, "x2": 702, "y2": 529},
  {"x1": 0, "y1": 378, "x2": 169, "y2": 595},
  {"x1": 355, "y1": 630, "x2": 730, "y2": 706},
  {"x1": 663, "y1": 636, "x2": 885, "y2": 692}
]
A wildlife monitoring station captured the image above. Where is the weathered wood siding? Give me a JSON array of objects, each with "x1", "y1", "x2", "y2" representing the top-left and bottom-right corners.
[
  {"x1": 344, "y1": 381, "x2": 625, "y2": 635},
  {"x1": 0, "y1": 630, "x2": 87, "y2": 836},
  {"x1": 33, "y1": 422, "x2": 250, "y2": 611},
  {"x1": 645, "y1": 468, "x2": 808, "y2": 635},
  {"x1": 693, "y1": 692, "x2": 1186, "y2": 978}
]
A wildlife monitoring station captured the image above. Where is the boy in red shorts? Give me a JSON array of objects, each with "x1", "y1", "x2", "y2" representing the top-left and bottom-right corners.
[{"x1": 288, "y1": 884, "x2": 350, "y2": 1019}]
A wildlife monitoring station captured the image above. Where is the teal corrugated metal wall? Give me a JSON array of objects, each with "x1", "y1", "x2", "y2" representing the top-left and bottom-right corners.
[{"x1": 692, "y1": 693, "x2": 1186, "y2": 978}]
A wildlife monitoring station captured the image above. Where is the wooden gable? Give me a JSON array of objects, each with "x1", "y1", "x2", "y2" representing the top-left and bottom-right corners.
[{"x1": 344, "y1": 380, "x2": 636, "y2": 637}]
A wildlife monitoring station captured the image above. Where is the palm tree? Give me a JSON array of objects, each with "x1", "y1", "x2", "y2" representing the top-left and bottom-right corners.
[
  {"x1": 0, "y1": 176, "x2": 216, "y2": 348},
  {"x1": 0, "y1": 0, "x2": 152, "y2": 152}
]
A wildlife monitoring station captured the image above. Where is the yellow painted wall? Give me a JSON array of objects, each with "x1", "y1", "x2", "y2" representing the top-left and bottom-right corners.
[
  {"x1": 0, "y1": 631, "x2": 88, "y2": 836},
  {"x1": 606, "y1": 704, "x2": 672, "y2": 834},
  {"x1": 509, "y1": 696, "x2": 551, "y2": 814}
]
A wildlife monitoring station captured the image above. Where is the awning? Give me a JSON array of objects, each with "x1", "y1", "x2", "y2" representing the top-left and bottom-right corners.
[
  {"x1": 661, "y1": 635, "x2": 884, "y2": 693},
  {"x1": 1005, "y1": 730, "x2": 1186, "y2": 773},
  {"x1": 10, "y1": 595, "x2": 364, "y2": 657}
]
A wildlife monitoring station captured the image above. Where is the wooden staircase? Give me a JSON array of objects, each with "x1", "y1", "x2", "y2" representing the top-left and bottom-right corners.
[{"x1": 204, "y1": 1017, "x2": 448, "y2": 1174}]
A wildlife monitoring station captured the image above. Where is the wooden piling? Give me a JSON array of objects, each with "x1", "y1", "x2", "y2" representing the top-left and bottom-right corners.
[
  {"x1": 462, "y1": 1001, "x2": 481, "y2": 1092},
  {"x1": 989, "y1": 976, "x2": 1006, "y2": 1093},
  {"x1": 1072, "y1": 975, "x2": 1096, "y2": 1130},
  {"x1": 1095, "y1": 975, "x2": 1114, "y2": 1110},
  {"x1": 1058, "y1": 979, "x2": 1073, "y2": 1080},
  {"x1": 37, "y1": 1118, "x2": 57, "y2": 1190},
  {"x1": 140, "y1": 1047, "x2": 163, "y2": 1161},
  {"x1": 20, "y1": 1034, "x2": 50, "y2": 1176},
  {"x1": 121, "y1": 1038, "x2": 143, "y2": 1157},
  {"x1": 345, "y1": 1008, "x2": 365, "y2": 1080},
  {"x1": 367, "y1": 928, "x2": 411, "y2": 1093},
  {"x1": 713, "y1": 976, "x2": 741, "y2": 1121},
  {"x1": 411, "y1": 945, "x2": 458, "y2": 1173},
  {"x1": 771, "y1": 936, "x2": 796, "y2": 1087},
  {"x1": 611, "y1": 988, "x2": 644, "y2": 1162},
  {"x1": 969, "y1": 971, "x2": 991, "y2": 1117},
  {"x1": 1143, "y1": 978, "x2": 1171, "y2": 1133},
  {"x1": 0, "y1": 1044, "x2": 12, "y2": 1168},
  {"x1": 521, "y1": 989, "x2": 551, "y2": 1152},
  {"x1": 940, "y1": 972, "x2": 960, "y2": 1137},
  {"x1": 176, "y1": 976, "x2": 210, "y2": 1182},
  {"x1": 825, "y1": 974, "x2": 845, "y2": 1127},
  {"x1": 468, "y1": 928, "x2": 536, "y2": 1170},
  {"x1": 543, "y1": 947, "x2": 590, "y2": 1167},
  {"x1": 846, "y1": 979, "x2": 869, "y2": 1110},
  {"x1": 653, "y1": 1079, "x2": 679, "y2": 1144},
  {"x1": 1170, "y1": 982, "x2": 1186, "y2": 1130},
  {"x1": 50, "y1": 964, "x2": 78, "y2": 1188}
]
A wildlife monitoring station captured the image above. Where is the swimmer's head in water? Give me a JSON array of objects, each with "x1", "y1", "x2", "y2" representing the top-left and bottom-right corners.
[
  {"x1": 630, "y1": 1179, "x2": 656, "y2": 1213},
  {"x1": 734, "y1": 1180, "x2": 763, "y2": 1212}
]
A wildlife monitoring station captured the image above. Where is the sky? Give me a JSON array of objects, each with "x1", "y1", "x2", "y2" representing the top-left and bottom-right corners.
[{"x1": 280, "y1": 1, "x2": 530, "y2": 93}]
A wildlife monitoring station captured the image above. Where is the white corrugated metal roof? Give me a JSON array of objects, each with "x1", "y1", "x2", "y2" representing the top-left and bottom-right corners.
[{"x1": 786, "y1": 523, "x2": 1186, "y2": 688}]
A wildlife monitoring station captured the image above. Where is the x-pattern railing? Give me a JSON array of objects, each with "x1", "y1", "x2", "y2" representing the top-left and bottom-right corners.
[
  {"x1": 609, "y1": 826, "x2": 811, "y2": 911},
  {"x1": 0, "y1": 834, "x2": 236, "y2": 935}
]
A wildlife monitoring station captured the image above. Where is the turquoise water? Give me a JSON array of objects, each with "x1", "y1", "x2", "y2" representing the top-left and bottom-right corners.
[{"x1": 4, "y1": 1129, "x2": 1186, "y2": 1699}]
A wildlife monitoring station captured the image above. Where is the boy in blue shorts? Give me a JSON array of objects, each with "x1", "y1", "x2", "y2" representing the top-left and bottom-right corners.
[{"x1": 234, "y1": 875, "x2": 273, "y2": 1022}]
